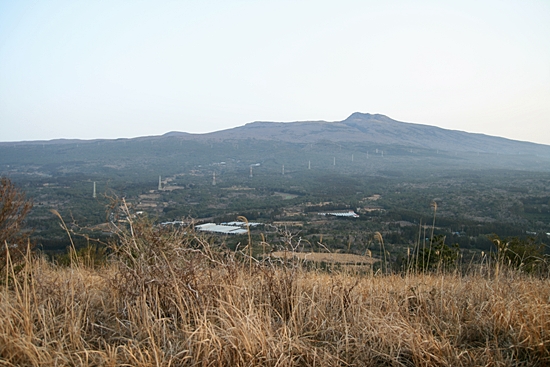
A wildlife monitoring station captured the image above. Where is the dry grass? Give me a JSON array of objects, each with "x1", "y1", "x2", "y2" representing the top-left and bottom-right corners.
[
  {"x1": 270, "y1": 251, "x2": 375, "y2": 265},
  {"x1": 1, "y1": 220, "x2": 550, "y2": 366}
]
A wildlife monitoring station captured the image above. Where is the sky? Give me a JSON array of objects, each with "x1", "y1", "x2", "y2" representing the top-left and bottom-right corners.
[{"x1": 1, "y1": 0, "x2": 549, "y2": 145}]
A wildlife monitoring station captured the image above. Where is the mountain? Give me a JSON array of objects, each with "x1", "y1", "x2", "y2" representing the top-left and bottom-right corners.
[
  {"x1": 0, "y1": 112, "x2": 550, "y2": 174},
  {"x1": 162, "y1": 112, "x2": 550, "y2": 157}
]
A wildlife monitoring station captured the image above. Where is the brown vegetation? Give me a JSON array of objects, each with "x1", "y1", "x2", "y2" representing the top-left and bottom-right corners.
[
  {"x1": 270, "y1": 251, "x2": 375, "y2": 265},
  {"x1": 0, "y1": 177, "x2": 32, "y2": 272},
  {"x1": 0, "y1": 177, "x2": 32, "y2": 245},
  {"x1": 1, "y1": 215, "x2": 550, "y2": 366}
]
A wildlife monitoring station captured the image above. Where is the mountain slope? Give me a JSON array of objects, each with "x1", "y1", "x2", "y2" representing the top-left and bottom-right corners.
[
  {"x1": 2, "y1": 113, "x2": 549, "y2": 158},
  {"x1": 179, "y1": 112, "x2": 548, "y2": 156}
]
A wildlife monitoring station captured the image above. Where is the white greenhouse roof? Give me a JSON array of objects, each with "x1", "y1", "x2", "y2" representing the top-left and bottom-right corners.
[
  {"x1": 318, "y1": 211, "x2": 359, "y2": 218},
  {"x1": 195, "y1": 223, "x2": 248, "y2": 235}
]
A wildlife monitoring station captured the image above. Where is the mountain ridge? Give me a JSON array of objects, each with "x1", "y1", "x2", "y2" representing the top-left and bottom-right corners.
[
  {"x1": 2, "y1": 113, "x2": 549, "y2": 157},
  {"x1": 190, "y1": 112, "x2": 550, "y2": 156}
]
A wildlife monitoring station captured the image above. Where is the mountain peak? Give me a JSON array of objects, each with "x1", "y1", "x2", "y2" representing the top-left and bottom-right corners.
[{"x1": 344, "y1": 112, "x2": 392, "y2": 122}]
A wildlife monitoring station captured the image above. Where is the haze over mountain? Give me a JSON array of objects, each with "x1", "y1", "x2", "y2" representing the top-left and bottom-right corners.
[{"x1": 3, "y1": 113, "x2": 550, "y2": 159}]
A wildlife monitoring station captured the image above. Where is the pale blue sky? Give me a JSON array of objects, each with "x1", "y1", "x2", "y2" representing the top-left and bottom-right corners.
[{"x1": 1, "y1": 0, "x2": 549, "y2": 144}]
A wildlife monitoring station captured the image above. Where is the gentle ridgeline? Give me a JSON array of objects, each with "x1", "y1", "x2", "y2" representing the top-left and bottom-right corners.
[{"x1": 1, "y1": 218, "x2": 550, "y2": 366}]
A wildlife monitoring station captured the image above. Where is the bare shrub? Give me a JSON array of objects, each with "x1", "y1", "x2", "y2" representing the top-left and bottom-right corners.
[{"x1": 0, "y1": 177, "x2": 32, "y2": 274}]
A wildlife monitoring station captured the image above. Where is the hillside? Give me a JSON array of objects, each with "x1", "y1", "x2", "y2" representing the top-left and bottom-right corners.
[
  {"x1": 163, "y1": 112, "x2": 550, "y2": 156},
  {"x1": 3, "y1": 112, "x2": 550, "y2": 178},
  {"x1": 4, "y1": 113, "x2": 550, "y2": 158}
]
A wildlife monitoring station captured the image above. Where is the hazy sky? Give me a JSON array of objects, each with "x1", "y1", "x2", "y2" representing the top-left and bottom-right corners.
[{"x1": 1, "y1": 1, "x2": 549, "y2": 144}]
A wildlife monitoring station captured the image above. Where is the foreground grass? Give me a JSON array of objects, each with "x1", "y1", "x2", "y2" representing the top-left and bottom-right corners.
[{"x1": 1, "y1": 225, "x2": 550, "y2": 366}]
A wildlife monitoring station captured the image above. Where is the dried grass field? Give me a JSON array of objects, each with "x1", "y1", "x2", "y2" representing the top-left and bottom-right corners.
[
  {"x1": 1, "y1": 219, "x2": 549, "y2": 366},
  {"x1": 270, "y1": 251, "x2": 376, "y2": 265}
]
